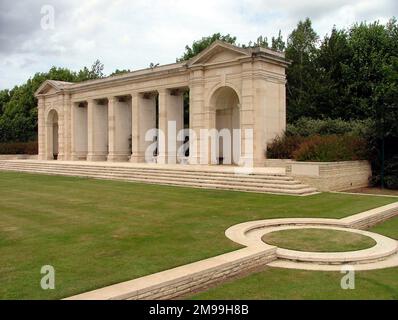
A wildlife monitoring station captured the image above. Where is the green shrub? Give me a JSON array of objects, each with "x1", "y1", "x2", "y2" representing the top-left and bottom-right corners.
[
  {"x1": 370, "y1": 155, "x2": 398, "y2": 189},
  {"x1": 0, "y1": 141, "x2": 38, "y2": 155},
  {"x1": 266, "y1": 135, "x2": 304, "y2": 159},
  {"x1": 286, "y1": 117, "x2": 372, "y2": 137},
  {"x1": 292, "y1": 135, "x2": 368, "y2": 162}
]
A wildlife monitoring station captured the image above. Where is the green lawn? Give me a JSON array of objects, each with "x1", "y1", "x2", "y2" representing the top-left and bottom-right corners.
[
  {"x1": 192, "y1": 216, "x2": 398, "y2": 300},
  {"x1": 262, "y1": 228, "x2": 376, "y2": 252},
  {"x1": 0, "y1": 171, "x2": 396, "y2": 299}
]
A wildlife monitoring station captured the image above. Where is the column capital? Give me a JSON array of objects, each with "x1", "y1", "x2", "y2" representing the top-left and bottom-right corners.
[
  {"x1": 107, "y1": 96, "x2": 118, "y2": 104},
  {"x1": 157, "y1": 88, "x2": 168, "y2": 95},
  {"x1": 86, "y1": 98, "x2": 96, "y2": 106},
  {"x1": 130, "y1": 92, "x2": 139, "y2": 99}
]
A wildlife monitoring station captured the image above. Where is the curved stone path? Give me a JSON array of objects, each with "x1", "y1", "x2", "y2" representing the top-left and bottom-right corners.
[{"x1": 225, "y1": 205, "x2": 398, "y2": 271}]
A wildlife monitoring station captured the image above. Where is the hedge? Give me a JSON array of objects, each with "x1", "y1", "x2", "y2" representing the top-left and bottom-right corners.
[
  {"x1": 0, "y1": 141, "x2": 38, "y2": 155},
  {"x1": 266, "y1": 134, "x2": 368, "y2": 162},
  {"x1": 286, "y1": 117, "x2": 372, "y2": 137},
  {"x1": 292, "y1": 135, "x2": 368, "y2": 162}
]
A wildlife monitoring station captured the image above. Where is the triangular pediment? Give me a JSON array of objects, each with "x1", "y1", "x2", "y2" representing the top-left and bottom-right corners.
[
  {"x1": 187, "y1": 40, "x2": 250, "y2": 66},
  {"x1": 34, "y1": 80, "x2": 73, "y2": 97}
]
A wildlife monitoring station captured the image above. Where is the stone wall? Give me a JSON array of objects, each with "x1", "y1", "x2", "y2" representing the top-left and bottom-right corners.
[
  {"x1": 0, "y1": 154, "x2": 38, "y2": 160},
  {"x1": 265, "y1": 159, "x2": 371, "y2": 191},
  {"x1": 65, "y1": 247, "x2": 276, "y2": 300}
]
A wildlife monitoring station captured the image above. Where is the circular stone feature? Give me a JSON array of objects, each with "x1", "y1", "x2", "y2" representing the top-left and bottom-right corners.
[{"x1": 262, "y1": 228, "x2": 377, "y2": 252}]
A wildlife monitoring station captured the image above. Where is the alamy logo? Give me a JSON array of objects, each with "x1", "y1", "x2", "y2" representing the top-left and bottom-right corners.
[
  {"x1": 40, "y1": 5, "x2": 55, "y2": 30},
  {"x1": 340, "y1": 265, "x2": 355, "y2": 290},
  {"x1": 40, "y1": 265, "x2": 55, "y2": 290}
]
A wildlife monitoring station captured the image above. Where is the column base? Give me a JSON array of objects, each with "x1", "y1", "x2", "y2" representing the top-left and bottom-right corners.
[
  {"x1": 157, "y1": 154, "x2": 167, "y2": 164},
  {"x1": 71, "y1": 152, "x2": 87, "y2": 161},
  {"x1": 130, "y1": 154, "x2": 146, "y2": 163},
  {"x1": 107, "y1": 153, "x2": 130, "y2": 162},
  {"x1": 188, "y1": 155, "x2": 201, "y2": 165},
  {"x1": 87, "y1": 153, "x2": 107, "y2": 162}
]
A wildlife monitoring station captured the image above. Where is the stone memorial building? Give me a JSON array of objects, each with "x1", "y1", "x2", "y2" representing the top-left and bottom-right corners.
[{"x1": 34, "y1": 41, "x2": 288, "y2": 166}]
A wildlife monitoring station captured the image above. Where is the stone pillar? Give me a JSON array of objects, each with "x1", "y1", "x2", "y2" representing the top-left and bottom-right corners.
[
  {"x1": 56, "y1": 96, "x2": 65, "y2": 161},
  {"x1": 108, "y1": 96, "x2": 132, "y2": 162},
  {"x1": 63, "y1": 94, "x2": 72, "y2": 160},
  {"x1": 130, "y1": 93, "x2": 141, "y2": 162},
  {"x1": 158, "y1": 89, "x2": 184, "y2": 164},
  {"x1": 157, "y1": 89, "x2": 167, "y2": 164},
  {"x1": 37, "y1": 98, "x2": 46, "y2": 160},
  {"x1": 130, "y1": 93, "x2": 156, "y2": 163},
  {"x1": 71, "y1": 102, "x2": 88, "y2": 160},
  {"x1": 188, "y1": 68, "x2": 205, "y2": 165},
  {"x1": 107, "y1": 96, "x2": 116, "y2": 161},
  {"x1": 87, "y1": 99, "x2": 108, "y2": 161},
  {"x1": 240, "y1": 61, "x2": 256, "y2": 166}
]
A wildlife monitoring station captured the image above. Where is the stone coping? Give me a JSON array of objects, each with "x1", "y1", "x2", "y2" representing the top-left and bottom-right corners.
[
  {"x1": 262, "y1": 225, "x2": 397, "y2": 264},
  {"x1": 225, "y1": 202, "x2": 398, "y2": 271},
  {"x1": 64, "y1": 246, "x2": 276, "y2": 300}
]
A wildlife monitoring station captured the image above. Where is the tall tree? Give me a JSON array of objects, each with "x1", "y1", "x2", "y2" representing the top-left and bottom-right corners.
[
  {"x1": 271, "y1": 30, "x2": 285, "y2": 51},
  {"x1": 314, "y1": 27, "x2": 351, "y2": 119},
  {"x1": 285, "y1": 18, "x2": 319, "y2": 122},
  {"x1": 177, "y1": 33, "x2": 237, "y2": 61}
]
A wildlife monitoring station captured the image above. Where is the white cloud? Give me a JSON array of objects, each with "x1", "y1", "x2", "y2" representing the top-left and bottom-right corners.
[{"x1": 0, "y1": 0, "x2": 396, "y2": 89}]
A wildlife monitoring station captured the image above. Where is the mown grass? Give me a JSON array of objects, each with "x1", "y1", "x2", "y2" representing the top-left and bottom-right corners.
[
  {"x1": 262, "y1": 228, "x2": 376, "y2": 252},
  {"x1": 0, "y1": 171, "x2": 396, "y2": 299}
]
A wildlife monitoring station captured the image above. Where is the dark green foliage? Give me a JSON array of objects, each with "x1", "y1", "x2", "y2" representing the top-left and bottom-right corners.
[
  {"x1": 177, "y1": 33, "x2": 237, "y2": 62},
  {"x1": 292, "y1": 135, "x2": 368, "y2": 162},
  {"x1": 0, "y1": 141, "x2": 38, "y2": 154},
  {"x1": 266, "y1": 135, "x2": 304, "y2": 159},
  {"x1": 0, "y1": 60, "x2": 110, "y2": 143},
  {"x1": 286, "y1": 117, "x2": 372, "y2": 137},
  {"x1": 109, "y1": 69, "x2": 131, "y2": 76},
  {"x1": 266, "y1": 133, "x2": 368, "y2": 162},
  {"x1": 285, "y1": 18, "x2": 319, "y2": 122}
]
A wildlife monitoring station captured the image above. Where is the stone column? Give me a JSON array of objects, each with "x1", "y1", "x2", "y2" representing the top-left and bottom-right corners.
[
  {"x1": 56, "y1": 96, "x2": 65, "y2": 161},
  {"x1": 107, "y1": 96, "x2": 117, "y2": 161},
  {"x1": 37, "y1": 98, "x2": 46, "y2": 160},
  {"x1": 130, "y1": 92, "x2": 141, "y2": 162},
  {"x1": 188, "y1": 68, "x2": 205, "y2": 165},
  {"x1": 158, "y1": 89, "x2": 184, "y2": 164},
  {"x1": 107, "y1": 96, "x2": 131, "y2": 162},
  {"x1": 71, "y1": 102, "x2": 88, "y2": 160},
  {"x1": 240, "y1": 61, "x2": 257, "y2": 167},
  {"x1": 87, "y1": 99, "x2": 108, "y2": 161},
  {"x1": 130, "y1": 93, "x2": 156, "y2": 163},
  {"x1": 63, "y1": 94, "x2": 72, "y2": 160},
  {"x1": 157, "y1": 89, "x2": 167, "y2": 164}
]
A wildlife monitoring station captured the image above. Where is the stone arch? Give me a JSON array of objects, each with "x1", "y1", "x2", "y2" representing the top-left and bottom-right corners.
[
  {"x1": 208, "y1": 86, "x2": 241, "y2": 165},
  {"x1": 46, "y1": 109, "x2": 59, "y2": 160}
]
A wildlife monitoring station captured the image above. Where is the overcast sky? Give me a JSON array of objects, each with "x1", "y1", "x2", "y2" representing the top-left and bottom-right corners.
[{"x1": 0, "y1": 0, "x2": 396, "y2": 90}]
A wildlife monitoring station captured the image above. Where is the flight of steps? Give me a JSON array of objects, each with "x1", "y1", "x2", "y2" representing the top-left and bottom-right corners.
[{"x1": 0, "y1": 160, "x2": 318, "y2": 196}]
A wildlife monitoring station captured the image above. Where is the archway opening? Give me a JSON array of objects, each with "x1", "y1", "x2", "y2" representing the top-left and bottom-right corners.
[
  {"x1": 211, "y1": 86, "x2": 240, "y2": 165},
  {"x1": 47, "y1": 109, "x2": 59, "y2": 160}
]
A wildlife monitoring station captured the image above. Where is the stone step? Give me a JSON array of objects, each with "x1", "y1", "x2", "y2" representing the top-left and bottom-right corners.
[
  {"x1": 1, "y1": 167, "x2": 318, "y2": 195},
  {"x1": 0, "y1": 164, "x2": 304, "y2": 187},
  {"x1": 2, "y1": 166, "x2": 314, "y2": 191},
  {"x1": 0, "y1": 161, "x2": 293, "y2": 181},
  {"x1": 0, "y1": 163, "x2": 296, "y2": 183},
  {"x1": 0, "y1": 161, "x2": 318, "y2": 195}
]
